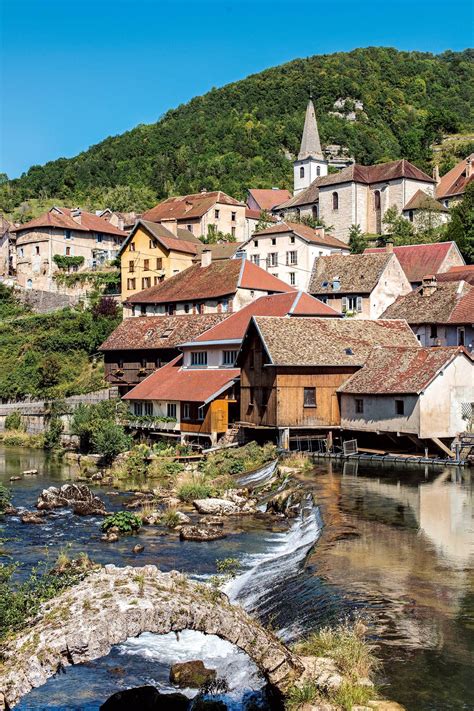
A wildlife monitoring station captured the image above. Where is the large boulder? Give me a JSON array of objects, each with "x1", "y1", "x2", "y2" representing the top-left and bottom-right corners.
[
  {"x1": 20, "y1": 511, "x2": 47, "y2": 525},
  {"x1": 36, "y1": 484, "x2": 106, "y2": 515},
  {"x1": 179, "y1": 525, "x2": 227, "y2": 542},
  {"x1": 170, "y1": 660, "x2": 216, "y2": 688},
  {"x1": 100, "y1": 686, "x2": 189, "y2": 710},
  {"x1": 193, "y1": 499, "x2": 239, "y2": 515}
]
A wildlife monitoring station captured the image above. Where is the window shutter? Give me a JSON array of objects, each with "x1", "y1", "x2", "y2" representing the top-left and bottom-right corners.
[
  {"x1": 356, "y1": 296, "x2": 362, "y2": 312},
  {"x1": 342, "y1": 296, "x2": 348, "y2": 312}
]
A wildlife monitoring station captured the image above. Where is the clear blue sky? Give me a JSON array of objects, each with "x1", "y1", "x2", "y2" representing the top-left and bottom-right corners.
[{"x1": 1, "y1": 0, "x2": 472, "y2": 178}]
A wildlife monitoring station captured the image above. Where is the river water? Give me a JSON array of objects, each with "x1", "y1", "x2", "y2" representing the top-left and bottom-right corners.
[{"x1": 0, "y1": 448, "x2": 472, "y2": 711}]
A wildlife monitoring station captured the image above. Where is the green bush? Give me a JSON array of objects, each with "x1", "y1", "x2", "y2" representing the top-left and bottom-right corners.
[
  {"x1": 0, "y1": 484, "x2": 11, "y2": 513},
  {"x1": 53, "y1": 254, "x2": 85, "y2": 270},
  {"x1": 101, "y1": 511, "x2": 141, "y2": 534},
  {"x1": 71, "y1": 400, "x2": 128, "y2": 454},
  {"x1": 91, "y1": 422, "x2": 131, "y2": 461},
  {"x1": 4, "y1": 411, "x2": 23, "y2": 431},
  {"x1": 177, "y1": 478, "x2": 213, "y2": 502}
]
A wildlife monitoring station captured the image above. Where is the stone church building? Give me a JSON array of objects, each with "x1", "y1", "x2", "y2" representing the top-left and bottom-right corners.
[{"x1": 275, "y1": 99, "x2": 437, "y2": 243}]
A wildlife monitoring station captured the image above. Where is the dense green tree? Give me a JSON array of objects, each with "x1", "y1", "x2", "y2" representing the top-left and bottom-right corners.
[
  {"x1": 443, "y1": 182, "x2": 474, "y2": 263},
  {"x1": 348, "y1": 224, "x2": 367, "y2": 253},
  {"x1": 382, "y1": 206, "x2": 416, "y2": 244}
]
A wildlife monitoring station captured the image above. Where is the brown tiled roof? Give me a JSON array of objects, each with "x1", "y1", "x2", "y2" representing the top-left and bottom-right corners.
[
  {"x1": 251, "y1": 316, "x2": 418, "y2": 367},
  {"x1": 381, "y1": 280, "x2": 474, "y2": 324},
  {"x1": 315, "y1": 160, "x2": 435, "y2": 188},
  {"x1": 403, "y1": 190, "x2": 449, "y2": 212},
  {"x1": 436, "y1": 265, "x2": 474, "y2": 285},
  {"x1": 142, "y1": 191, "x2": 244, "y2": 222},
  {"x1": 252, "y1": 221, "x2": 348, "y2": 249},
  {"x1": 118, "y1": 220, "x2": 200, "y2": 257},
  {"x1": 276, "y1": 182, "x2": 320, "y2": 210},
  {"x1": 436, "y1": 154, "x2": 474, "y2": 199},
  {"x1": 11, "y1": 207, "x2": 127, "y2": 237},
  {"x1": 99, "y1": 314, "x2": 229, "y2": 351},
  {"x1": 189, "y1": 292, "x2": 340, "y2": 345},
  {"x1": 338, "y1": 346, "x2": 469, "y2": 394},
  {"x1": 309, "y1": 253, "x2": 394, "y2": 294},
  {"x1": 123, "y1": 355, "x2": 239, "y2": 403},
  {"x1": 247, "y1": 189, "x2": 292, "y2": 211},
  {"x1": 125, "y1": 257, "x2": 294, "y2": 305},
  {"x1": 193, "y1": 242, "x2": 244, "y2": 262},
  {"x1": 364, "y1": 242, "x2": 459, "y2": 283}
]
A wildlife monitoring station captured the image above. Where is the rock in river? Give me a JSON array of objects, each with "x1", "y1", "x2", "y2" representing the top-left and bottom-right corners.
[
  {"x1": 179, "y1": 525, "x2": 227, "y2": 542},
  {"x1": 21, "y1": 511, "x2": 47, "y2": 525},
  {"x1": 170, "y1": 660, "x2": 216, "y2": 688},
  {"x1": 132, "y1": 544, "x2": 144, "y2": 554},
  {"x1": 100, "y1": 685, "x2": 189, "y2": 710},
  {"x1": 193, "y1": 498, "x2": 239, "y2": 515},
  {"x1": 23, "y1": 469, "x2": 38, "y2": 476},
  {"x1": 36, "y1": 484, "x2": 106, "y2": 515}
]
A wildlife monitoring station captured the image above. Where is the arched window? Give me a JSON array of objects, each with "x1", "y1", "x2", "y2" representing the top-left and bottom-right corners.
[
  {"x1": 374, "y1": 190, "x2": 381, "y2": 210},
  {"x1": 312, "y1": 205, "x2": 319, "y2": 220},
  {"x1": 316, "y1": 166, "x2": 321, "y2": 177},
  {"x1": 26, "y1": 279, "x2": 33, "y2": 289},
  {"x1": 332, "y1": 192, "x2": 339, "y2": 210},
  {"x1": 300, "y1": 166, "x2": 305, "y2": 178},
  {"x1": 408, "y1": 210, "x2": 414, "y2": 223}
]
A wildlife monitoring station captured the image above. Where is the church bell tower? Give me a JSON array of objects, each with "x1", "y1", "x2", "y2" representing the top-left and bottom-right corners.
[{"x1": 293, "y1": 96, "x2": 328, "y2": 195}]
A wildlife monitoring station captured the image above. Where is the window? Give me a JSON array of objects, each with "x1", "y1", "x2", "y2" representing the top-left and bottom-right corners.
[
  {"x1": 303, "y1": 387, "x2": 316, "y2": 408},
  {"x1": 250, "y1": 254, "x2": 260, "y2": 266},
  {"x1": 215, "y1": 209, "x2": 220, "y2": 219},
  {"x1": 167, "y1": 303, "x2": 175, "y2": 315},
  {"x1": 408, "y1": 210, "x2": 414, "y2": 223},
  {"x1": 430, "y1": 325, "x2": 438, "y2": 339},
  {"x1": 154, "y1": 276, "x2": 163, "y2": 286},
  {"x1": 129, "y1": 242, "x2": 135, "y2": 252},
  {"x1": 96, "y1": 233, "x2": 103, "y2": 243},
  {"x1": 143, "y1": 259, "x2": 150, "y2": 270},
  {"x1": 355, "y1": 398, "x2": 364, "y2": 414},
  {"x1": 141, "y1": 357, "x2": 147, "y2": 368},
  {"x1": 253, "y1": 240, "x2": 258, "y2": 247},
  {"x1": 144, "y1": 402, "x2": 153, "y2": 416},
  {"x1": 316, "y1": 166, "x2": 321, "y2": 177},
  {"x1": 35, "y1": 245, "x2": 40, "y2": 255},
  {"x1": 332, "y1": 192, "x2": 339, "y2": 210},
  {"x1": 127, "y1": 278, "x2": 136, "y2": 290},
  {"x1": 141, "y1": 277, "x2": 151, "y2": 289},
  {"x1": 18, "y1": 247, "x2": 24, "y2": 258},
  {"x1": 186, "y1": 224, "x2": 193, "y2": 233},
  {"x1": 223, "y1": 350, "x2": 238, "y2": 365},
  {"x1": 184, "y1": 304, "x2": 190, "y2": 313},
  {"x1": 65, "y1": 246, "x2": 71, "y2": 256},
  {"x1": 374, "y1": 190, "x2": 381, "y2": 210},
  {"x1": 167, "y1": 403, "x2": 177, "y2": 419},
  {"x1": 134, "y1": 402, "x2": 143, "y2": 416},
  {"x1": 118, "y1": 358, "x2": 124, "y2": 369},
  {"x1": 286, "y1": 250, "x2": 297, "y2": 266},
  {"x1": 395, "y1": 399, "x2": 405, "y2": 415},
  {"x1": 191, "y1": 351, "x2": 207, "y2": 366},
  {"x1": 231, "y1": 226, "x2": 236, "y2": 238},
  {"x1": 231, "y1": 211, "x2": 236, "y2": 222},
  {"x1": 271, "y1": 237, "x2": 276, "y2": 245},
  {"x1": 457, "y1": 327, "x2": 465, "y2": 346},
  {"x1": 221, "y1": 299, "x2": 229, "y2": 312},
  {"x1": 156, "y1": 257, "x2": 163, "y2": 270},
  {"x1": 342, "y1": 296, "x2": 362, "y2": 312},
  {"x1": 129, "y1": 260, "x2": 134, "y2": 273},
  {"x1": 197, "y1": 405, "x2": 205, "y2": 421},
  {"x1": 289, "y1": 272, "x2": 296, "y2": 286},
  {"x1": 149, "y1": 239, "x2": 155, "y2": 249},
  {"x1": 312, "y1": 205, "x2": 319, "y2": 220},
  {"x1": 300, "y1": 166, "x2": 305, "y2": 178},
  {"x1": 65, "y1": 229, "x2": 72, "y2": 240},
  {"x1": 290, "y1": 235, "x2": 295, "y2": 244},
  {"x1": 182, "y1": 403, "x2": 191, "y2": 420},
  {"x1": 267, "y1": 252, "x2": 278, "y2": 267}
]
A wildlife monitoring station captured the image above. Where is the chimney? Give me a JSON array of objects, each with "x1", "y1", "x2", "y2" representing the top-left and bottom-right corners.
[
  {"x1": 71, "y1": 208, "x2": 81, "y2": 224},
  {"x1": 433, "y1": 165, "x2": 440, "y2": 184},
  {"x1": 201, "y1": 248, "x2": 212, "y2": 268},
  {"x1": 466, "y1": 157, "x2": 473, "y2": 179},
  {"x1": 161, "y1": 218, "x2": 178, "y2": 236},
  {"x1": 385, "y1": 240, "x2": 394, "y2": 254},
  {"x1": 421, "y1": 274, "x2": 437, "y2": 297}
]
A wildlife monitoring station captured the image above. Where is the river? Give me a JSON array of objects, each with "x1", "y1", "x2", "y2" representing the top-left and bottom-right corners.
[{"x1": 0, "y1": 447, "x2": 472, "y2": 711}]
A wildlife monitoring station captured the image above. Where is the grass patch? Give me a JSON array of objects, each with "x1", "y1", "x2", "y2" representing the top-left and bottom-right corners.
[
  {"x1": 328, "y1": 681, "x2": 376, "y2": 710},
  {"x1": 286, "y1": 681, "x2": 319, "y2": 709},
  {"x1": 283, "y1": 452, "x2": 313, "y2": 471},
  {"x1": 0, "y1": 429, "x2": 44, "y2": 448},
  {"x1": 177, "y1": 475, "x2": 213, "y2": 502}
]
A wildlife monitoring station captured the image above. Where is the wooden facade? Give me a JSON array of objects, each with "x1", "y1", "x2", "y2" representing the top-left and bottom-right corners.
[
  {"x1": 181, "y1": 397, "x2": 237, "y2": 437},
  {"x1": 239, "y1": 328, "x2": 357, "y2": 429},
  {"x1": 104, "y1": 348, "x2": 178, "y2": 396}
]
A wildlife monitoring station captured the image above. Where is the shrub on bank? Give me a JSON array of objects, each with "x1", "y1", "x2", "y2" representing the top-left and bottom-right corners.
[
  {"x1": 0, "y1": 430, "x2": 44, "y2": 448},
  {"x1": 177, "y1": 476, "x2": 213, "y2": 502},
  {"x1": 4, "y1": 411, "x2": 23, "y2": 432}
]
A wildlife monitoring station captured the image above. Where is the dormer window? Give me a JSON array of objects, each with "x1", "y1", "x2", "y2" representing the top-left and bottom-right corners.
[{"x1": 191, "y1": 351, "x2": 207, "y2": 366}]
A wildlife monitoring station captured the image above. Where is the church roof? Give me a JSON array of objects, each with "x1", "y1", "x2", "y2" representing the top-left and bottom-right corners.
[{"x1": 298, "y1": 99, "x2": 324, "y2": 161}]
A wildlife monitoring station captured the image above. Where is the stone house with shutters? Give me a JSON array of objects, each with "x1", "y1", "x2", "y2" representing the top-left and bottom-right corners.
[
  {"x1": 241, "y1": 221, "x2": 348, "y2": 291},
  {"x1": 308, "y1": 252, "x2": 411, "y2": 319}
]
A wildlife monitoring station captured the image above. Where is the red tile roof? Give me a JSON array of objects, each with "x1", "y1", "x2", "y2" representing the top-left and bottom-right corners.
[
  {"x1": 247, "y1": 189, "x2": 292, "y2": 211},
  {"x1": 99, "y1": 314, "x2": 229, "y2": 351},
  {"x1": 118, "y1": 220, "x2": 200, "y2": 257},
  {"x1": 436, "y1": 154, "x2": 474, "y2": 199},
  {"x1": 252, "y1": 221, "x2": 348, "y2": 249},
  {"x1": 123, "y1": 355, "x2": 239, "y2": 403},
  {"x1": 316, "y1": 159, "x2": 435, "y2": 187},
  {"x1": 142, "y1": 191, "x2": 244, "y2": 222},
  {"x1": 381, "y1": 280, "x2": 474, "y2": 324},
  {"x1": 245, "y1": 207, "x2": 278, "y2": 222},
  {"x1": 436, "y1": 265, "x2": 474, "y2": 285},
  {"x1": 188, "y1": 291, "x2": 340, "y2": 345},
  {"x1": 338, "y1": 346, "x2": 470, "y2": 394},
  {"x1": 11, "y1": 207, "x2": 127, "y2": 237},
  {"x1": 124, "y1": 257, "x2": 294, "y2": 304},
  {"x1": 364, "y1": 242, "x2": 461, "y2": 284}
]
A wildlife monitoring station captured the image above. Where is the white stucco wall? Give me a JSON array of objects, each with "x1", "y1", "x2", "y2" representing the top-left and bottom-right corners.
[{"x1": 370, "y1": 254, "x2": 412, "y2": 318}]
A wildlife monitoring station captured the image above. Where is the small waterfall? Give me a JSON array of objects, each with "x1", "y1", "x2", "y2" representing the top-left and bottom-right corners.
[{"x1": 235, "y1": 459, "x2": 278, "y2": 488}]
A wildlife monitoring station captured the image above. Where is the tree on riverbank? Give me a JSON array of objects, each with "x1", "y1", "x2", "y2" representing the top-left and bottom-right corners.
[{"x1": 71, "y1": 400, "x2": 130, "y2": 457}]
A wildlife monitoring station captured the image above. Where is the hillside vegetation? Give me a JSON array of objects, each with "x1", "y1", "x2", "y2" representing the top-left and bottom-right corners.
[{"x1": 1, "y1": 47, "x2": 473, "y2": 215}]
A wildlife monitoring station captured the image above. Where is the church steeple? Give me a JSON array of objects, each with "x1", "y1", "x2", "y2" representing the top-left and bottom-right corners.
[{"x1": 298, "y1": 98, "x2": 324, "y2": 161}]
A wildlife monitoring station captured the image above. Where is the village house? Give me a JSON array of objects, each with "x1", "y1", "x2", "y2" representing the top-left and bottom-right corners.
[
  {"x1": 10, "y1": 206, "x2": 127, "y2": 291},
  {"x1": 246, "y1": 188, "x2": 292, "y2": 212},
  {"x1": 436, "y1": 153, "x2": 474, "y2": 207},
  {"x1": 364, "y1": 241, "x2": 465, "y2": 288},
  {"x1": 243, "y1": 208, "x2": 277, "y2": 241},
  {"x1": 241, "y1": 221, "x2": 349, "y2": 291},
  {"x1": 99, "y1": 313, "x2": 228, "y2": 397},
  {"x1": 308, "y1": 251, "x2": 411, "y2": 318},
  {"x1": 123, "y1": 252, "x2": 294, "y2": 318},
  {"x1": 400, "y1": 190, "x2": 449, "y2": 228},
  {"x1": 141, "y1": 190, "x2": 247, "y2": 242},
  {"x1": 118, "y1": 219, "x2": 202, "y2": 300},
  {"x1": 97, "y1": 208, "x2": 139, "y2": 232},
  {"x1": 339, "y1": 346, "x2": 474, "y2": 453},
  {"x1": 381, "y1": 276, "x2": 474, "y2": 350},
  {"x1": 121, "y1": 291, "x2": 338, "y2": 445},
  {"x1": 237, "y1": 316, "x2": 418, "y2": 446},
  {"x1": 436, "y1": 265, "x2": 474, "y2": 285}
]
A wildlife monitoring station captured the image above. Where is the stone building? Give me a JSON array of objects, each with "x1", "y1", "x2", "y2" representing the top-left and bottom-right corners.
[
  {"x1": 436, "y1": 153, "x2": 474, "y2": 207},
  {"x1": 10, "y1": 206, "x2": 127, "y2": 291}
]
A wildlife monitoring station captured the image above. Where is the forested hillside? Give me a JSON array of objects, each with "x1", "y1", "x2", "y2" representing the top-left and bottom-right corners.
[{"x1": 2, "y1": 47, "x2": 473, "y2": 213}]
